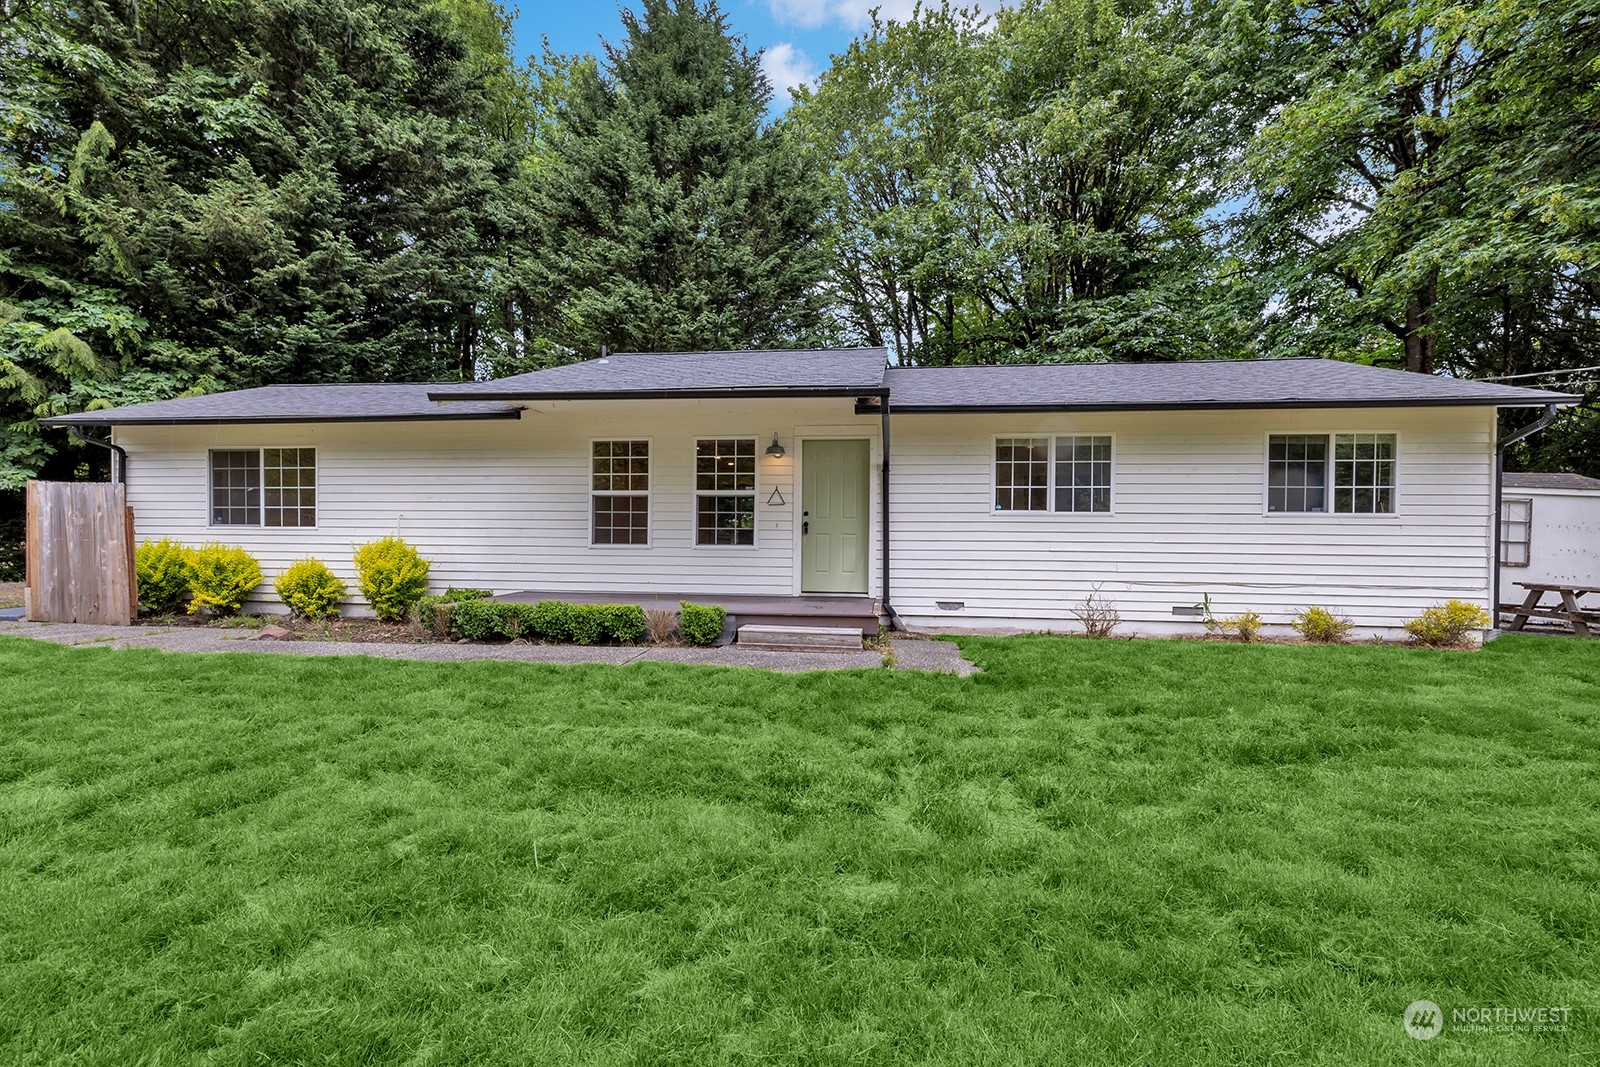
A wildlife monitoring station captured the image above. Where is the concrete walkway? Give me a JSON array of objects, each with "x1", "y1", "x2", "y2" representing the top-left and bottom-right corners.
[{"x1": 0, "y1": 619, "x2": 979, "y2": 675}]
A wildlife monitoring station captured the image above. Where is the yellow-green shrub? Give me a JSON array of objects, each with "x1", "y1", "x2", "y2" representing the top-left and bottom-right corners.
[
  {"x1": 187, "y1": 543, "x2": 262, "y2": 615},
  {"x1": 1206, "y1": 610, "x2": 1263, "y2": 642},
  {"x1": 352, "y1": 536, "x2": 431, "y2": 622},
  {"x1": 135, "y1": 538, "x2": 194, "y2": 614},
  {"x1": 273, "y1": 558, "x2": 347, "y2": 619},
  {"x1": 1404, "y1": 600, "x2": 1491, "y2": 647},
  {"x1": 1292, "y1": 606, "x2": 1354, "y2": 643}
]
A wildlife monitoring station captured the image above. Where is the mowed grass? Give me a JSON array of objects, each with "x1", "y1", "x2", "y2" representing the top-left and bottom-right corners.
[{"x1": 0, "y1": 635, "x2": 1596, "y2": 1066}]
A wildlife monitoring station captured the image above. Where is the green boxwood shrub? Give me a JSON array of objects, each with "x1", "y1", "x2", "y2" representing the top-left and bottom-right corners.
[
  {"x1": 439, "y1": 599, "x2": 648, "y2": 644},
  {"x1": 678, "y1": 602, "x2": 726, "y2": 646},
  {"x1": 135, "y1": 538, "x2": 194, "y2": 614},
  {"x1": 415, "y1": 594, "x2": 454, "y2": 636},
  {"x1": 353, "y1": 536, "x2": 431, "y2": 622},
  {"x1": 273, "y1": 558, "x2": 347, "y2": 619},
  {"x1": 187, "y1": 543, "x2": 262, "y2": 616},
  {"x1": 569, "y1": 604, "x2": 608, "y2": 645},
  {"x1": 604, "y1": 604, "x2": 647, "y2": 643},
  {"x1": 530, "y1": 600, "x2": 574, "y2": 641},
  {"x1": 1404, "y1": 600, "x2": 1491, "y2": 647},
  {"x1": 451, "y1": 599, "x2": 517, "y2": 640}
]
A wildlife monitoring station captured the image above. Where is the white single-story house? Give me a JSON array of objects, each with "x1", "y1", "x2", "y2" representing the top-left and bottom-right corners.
[
  {"x1": 42, "y1": 350, "x2": 1580, "y2": 639},
  {"x1": 1499, "y1": 471, "x2": 1600, "y2": 605}
]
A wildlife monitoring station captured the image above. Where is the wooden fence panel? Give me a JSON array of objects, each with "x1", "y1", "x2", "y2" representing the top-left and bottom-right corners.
[{"x1": 24, "y1": 481, "x2": 134, "y2": 625}]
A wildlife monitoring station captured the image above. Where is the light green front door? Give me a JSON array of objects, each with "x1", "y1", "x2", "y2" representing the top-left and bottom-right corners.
[{"x1": 801, "y1": 439, "x2": 870, "y2": 593}]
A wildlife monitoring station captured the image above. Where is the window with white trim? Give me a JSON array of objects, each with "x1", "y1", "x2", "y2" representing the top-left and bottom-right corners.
[
  {"x1": 696, "y1": 438, "x2": 756, "y2": 545},
  {"x1": 1267, "y1": 433, "x2": 1396, "y2": 514},
  {"x1": 1055, "y1": 435, "x2": 1113, "y2": 513},
  {"x1": 592, "y1": 440, "x2": 649, "y2": 545},
  {"x1": 995, "y1": 436, "x2": 1112, "y2": 513},
  {"x1": 1500, "y1": 497, "x2": 1532, "y2": 567},
  {"x1": 209, "y1": 448, "x2": 316, "y2": 526}
]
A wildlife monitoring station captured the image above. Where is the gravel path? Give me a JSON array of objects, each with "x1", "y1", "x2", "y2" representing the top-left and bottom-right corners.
[{"x1": 0, "y1": 619, "x2": 978, "y2": 675}]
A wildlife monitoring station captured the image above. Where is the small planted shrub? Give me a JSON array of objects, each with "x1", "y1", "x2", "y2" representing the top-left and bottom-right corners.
[
  {"x1": 443, "y1": 587, "x2": 492, "y2": 601},
  {"x1": 1207, "y1": 610, "x2": 1263, "y2": 643},
  {"x1": 1292, "y1": 606, "x2": 1354, "y2": 644},
  {"x1": 679, "y1": 601, "x2": 727, "y2": 647},
  {"x1": 353, "y1": 536, "x2": 431, "y2": 622},
  {"x1": 1404, "y1": 600, "x2": 1491, "y2": 647},
  {"x1": 273, "y1": 558, "x2": 347, "y2": 619},
  {"x1": 451, "y1": 599, "x2": 520, "y2": 641},
  {"x1": 1071, "y1": 584, "x2": 1121, "y2": 638},
  {"x1": 443, "y1": 599, "x2": 644, "y2": 644},
  {"x1": 414, "y1": 594, "x2": 455, "y2": 636},
  {"x1": 569, "y1": 604, "x2": 608, "y2": 645},
  {"x1": 603, "y1": 604, "x2": 647, "y2": 643},
  {"x1": 187, "y1": 543, "x2": 262, "y2": 616},
  {"x1": 645, "y1": 608, "x2": 677, "y2": 643},
  {"x1": 529, "y1": 600, "x2": 574, "y2": 641},
  {"x1": 135, "y1": 538, "x2": 194, "y2": 614}
]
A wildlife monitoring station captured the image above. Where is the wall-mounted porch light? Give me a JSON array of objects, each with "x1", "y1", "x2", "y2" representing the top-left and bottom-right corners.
[{"x1": 764, "y1": 435, "x2": 786, "y2": 458}]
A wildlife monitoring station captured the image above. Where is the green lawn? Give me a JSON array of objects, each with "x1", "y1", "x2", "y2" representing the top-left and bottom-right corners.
[{"x1": 0, "y1": 634, "x2": 1595, "y2": 1065}]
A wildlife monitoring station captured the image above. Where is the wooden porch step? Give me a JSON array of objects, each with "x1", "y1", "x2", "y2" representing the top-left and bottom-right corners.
[{"x1": 736, "y1": 624, "x2": 864, "y2": 653}]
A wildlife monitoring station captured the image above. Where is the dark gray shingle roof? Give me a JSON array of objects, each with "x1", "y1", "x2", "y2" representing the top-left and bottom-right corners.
[
  {"x1": 886, "y1": 359, "x2": 1579, "y2": 411},
  {"x1": 1502, "y1": 472, "x2": 1600, "y2": 491},
  {"x1": 41, "y1": 354, "x2": 1579, "y2": 427},
  {"x1": 40, "y1": 383, "x2": 522, "y2": 427},
  {"x1": 433, "y1": 347, "x2": 890, "y2": 400}
]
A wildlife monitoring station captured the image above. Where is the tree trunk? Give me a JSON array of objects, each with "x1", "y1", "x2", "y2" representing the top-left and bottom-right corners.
[{"x1": 1402, "y1": 273, "x2": 1438, "y2": 375}]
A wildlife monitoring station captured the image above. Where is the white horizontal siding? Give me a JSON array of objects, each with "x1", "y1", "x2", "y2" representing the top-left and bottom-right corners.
[
  {"x1": 115, "y1": 398, "x2": 884, "y2": 613},
  {"x1": 116, "y1": 399, "x2": 1499, "y2": 634},
  {"x1": 888, "y1": 407, "x2": 1497, "y2": 635}
]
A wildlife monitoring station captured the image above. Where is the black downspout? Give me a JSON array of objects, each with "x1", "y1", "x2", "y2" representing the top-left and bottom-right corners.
[
  {"x1": 1493, "y1": 403, "x2": 1561, "y2": 629},
  {"x1": 880, "y1": 399, "x2": 903, "y2": 632},
  {"x1": 67, "y1": 425, "x2": 128, "y2": 484}
]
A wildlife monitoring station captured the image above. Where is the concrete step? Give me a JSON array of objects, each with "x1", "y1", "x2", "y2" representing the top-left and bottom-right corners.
[{"x1": 736, "y1": 624, "x2": 864, "y2": 653}]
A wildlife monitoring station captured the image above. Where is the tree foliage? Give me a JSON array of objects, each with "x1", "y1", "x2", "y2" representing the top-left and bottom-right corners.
[
  {"x1": 788, "y1": 0, "x2": 1253, "y2": 365},
  {"x1": 515, "y1": 0, "x2": 828, "y2": 358},
  {"x1": 0, "y1": 0, "x2": 523, "y2": 488}
]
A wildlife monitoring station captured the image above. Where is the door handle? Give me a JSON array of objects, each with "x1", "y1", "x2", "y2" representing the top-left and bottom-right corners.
[{"x1": 802, "y1": 520, "x2": 809, "y2": 534}]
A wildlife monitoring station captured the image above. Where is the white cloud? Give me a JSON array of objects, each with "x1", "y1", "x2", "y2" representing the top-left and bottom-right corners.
[
  {"x1": 767, "y1": 0, "x2": 925, "y2": 31},
  {"x1": 761, "y1": 42, "x2": 820, "y2": 100}
]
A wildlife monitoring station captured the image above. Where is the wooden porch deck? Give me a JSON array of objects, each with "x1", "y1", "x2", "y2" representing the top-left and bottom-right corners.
[{"x1": 491, "y1": 590, "x2": 882, "y2": 635}]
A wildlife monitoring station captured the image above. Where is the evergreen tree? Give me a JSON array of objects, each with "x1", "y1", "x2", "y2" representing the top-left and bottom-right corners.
[
  {"x1": 519, "y1": 0, "x2": 828, "y2": 358},
  {"x1": 0, "y1": 0, "x2": 523, "y2": 490}
]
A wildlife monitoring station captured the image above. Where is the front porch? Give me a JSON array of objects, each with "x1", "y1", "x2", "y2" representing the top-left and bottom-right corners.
[{"x1": 492, "y1": 589, "x2": 882, "y2": 637}]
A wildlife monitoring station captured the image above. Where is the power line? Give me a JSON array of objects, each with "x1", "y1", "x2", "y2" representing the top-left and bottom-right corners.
[{"x1": 1481, "y1": 365, "x2": 1600, "y2": 382}]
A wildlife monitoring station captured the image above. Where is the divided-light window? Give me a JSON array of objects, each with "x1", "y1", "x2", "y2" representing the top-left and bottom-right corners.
[
  {"x1": 994, "y1": 436, "x2": 1112, "y2": 513},
  {"x1": 209, "y1": 448, "x2": 316, "y2": 526},
  {"x1": 1267, "y1": 433, "x2": 1397, "y2": 514},
  {"x1": 696, "y1": 438, "x2": 756, "y2": 546},
  {"x1": 592, "y1": 440, "x2": 649, "y2": 545},
  {"x1": 1500, "y1": 498, "x2": 1532, "y2": 567}
]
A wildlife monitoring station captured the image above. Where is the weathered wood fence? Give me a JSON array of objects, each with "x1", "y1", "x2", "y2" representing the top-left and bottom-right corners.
[{"x1": 24, "y1": 481, "x2": 136, "y2": 625}]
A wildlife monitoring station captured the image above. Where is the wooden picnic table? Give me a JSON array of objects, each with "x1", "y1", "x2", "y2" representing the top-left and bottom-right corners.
[{"x1": 1500, "y1": 582, "x2": 1600, "y2": 637}]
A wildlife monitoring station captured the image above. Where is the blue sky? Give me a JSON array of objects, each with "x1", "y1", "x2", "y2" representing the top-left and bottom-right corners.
[{"x1": 509, "y1": 0, "x2": 918, "y2": 109}]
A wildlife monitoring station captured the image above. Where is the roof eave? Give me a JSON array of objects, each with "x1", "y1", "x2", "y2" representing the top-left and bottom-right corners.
[
  {"x1": 892, "y1": 396, "x2": 1581, "y2": 414},
  {"x1": 429, "y1": 386, "x2": 889, "y2": 402},
  {"x1": 41, "y1": 409, "x2": 524, "y2": 428}
]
